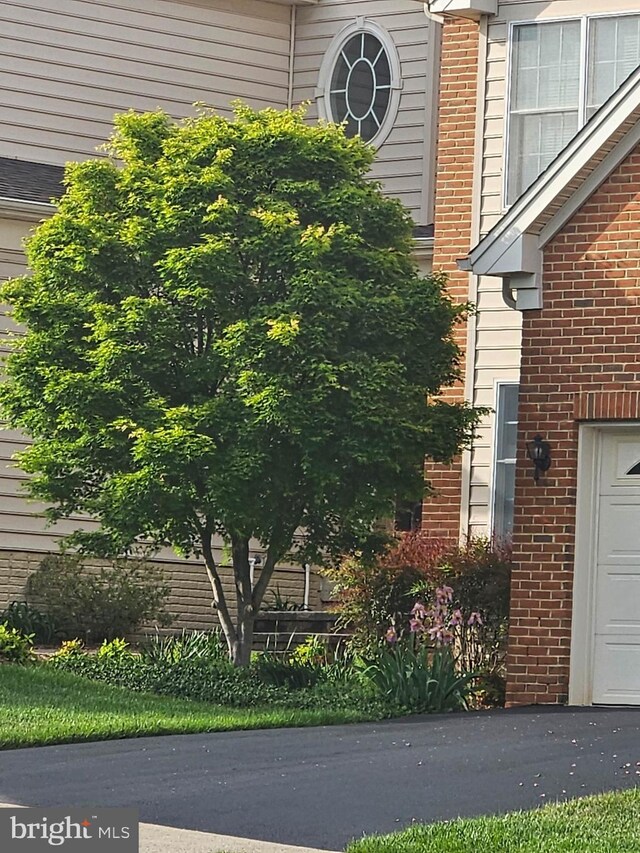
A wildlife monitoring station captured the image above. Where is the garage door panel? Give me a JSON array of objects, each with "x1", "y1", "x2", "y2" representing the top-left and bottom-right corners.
[
  {"x1": 592, "y1": 635, "x2": 640, "y2": 704},
  {"x1": 601, "y1": 436, "x2": 640, "y2": 489},
  {"x1": 597, "y1": 497, "x2": 640, "y2": 563},
  {"x1": 595, "y1": 567, "x2": 640, "y2": 633}
]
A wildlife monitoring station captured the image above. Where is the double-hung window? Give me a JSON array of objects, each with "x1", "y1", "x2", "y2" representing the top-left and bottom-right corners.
[
  {"x1": 507, "y1": 14, "x2": 640, "y2": 204},
  {"x1": 492, "y1": 383, "x2": 518, "y2": 542}
]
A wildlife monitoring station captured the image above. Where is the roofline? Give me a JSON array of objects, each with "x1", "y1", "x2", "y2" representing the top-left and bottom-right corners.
[
  {"x1": 413, "y1": 235, "x2": 434, "y2": 258},
  {"x1": 0, "y1": 196, "x2": 56, "y2": 221}
]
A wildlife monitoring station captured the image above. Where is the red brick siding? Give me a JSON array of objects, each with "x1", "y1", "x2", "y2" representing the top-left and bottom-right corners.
[
  {"x1": 421, "y1": 18, "x2": 479, "y2": 539},
  {"x1": 507, "y1": 149, "x2": 640, "y2": 706}
]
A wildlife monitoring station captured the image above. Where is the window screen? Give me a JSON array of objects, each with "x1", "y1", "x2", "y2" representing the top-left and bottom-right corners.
[
  {"x1": 508, "y1": 21, "x2": 581, "y2": 204},
  {"x1": 507, "y1": 15, "x2": 640, "y2": 204}
]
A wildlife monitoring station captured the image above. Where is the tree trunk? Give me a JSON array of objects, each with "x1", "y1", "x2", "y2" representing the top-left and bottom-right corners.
[
  {"x1": 230, "y1": 607, "x2": 255, "y2": 667},
  {"x1": 230, "y1": 535, "x2": 254, "y2": 667},
  {"x1": 200, "y1": 522, "x2": 298, "y2": 667}
]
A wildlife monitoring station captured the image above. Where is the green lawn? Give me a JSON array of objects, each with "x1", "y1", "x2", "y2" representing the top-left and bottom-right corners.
[
  {"x1": 347, "y1": 788, "x2": 640, "y2": 853},
  {"x1": 0, "y1": 664, "x2": 375, "y2": 749}
]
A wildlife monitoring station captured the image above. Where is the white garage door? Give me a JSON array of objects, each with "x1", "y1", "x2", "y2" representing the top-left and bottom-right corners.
[{"x1": 593, "y1": 432, "x2": 640, "y2": 704}]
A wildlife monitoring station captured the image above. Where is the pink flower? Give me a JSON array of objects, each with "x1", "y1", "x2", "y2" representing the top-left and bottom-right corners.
[
  {"x1": 409, "y1": 618, "x2": 423, "y2": 633},
  {"x1": 441, "y1": 629, "x2": 454, "y2": 645},
  {"x1": 435, "y1": 585, "x2": 454, "y2": 604},
  {"x1": 385, "y1": 626, "x2": 398, "y2": 644},
  {"x1": 451, "y1": 609, "x2": 463, "y2": 626},
  {"x1": 411, "y1": 601, "x2": 426, "y2": 620},
  {"x1": 468, "y1": 611, "x2": 483, "y2": 627}
]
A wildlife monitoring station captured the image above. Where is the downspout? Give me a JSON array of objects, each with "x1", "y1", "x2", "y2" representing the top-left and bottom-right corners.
[
  {"x1": 502, "y1": 277, "x2": 517, "y2": 310},
  {"x1": 303, "y1": 563, "x2": 311, "y2": 610},
  {"x1": 288, "y1": 4, "x2": 296, "y2": 110},
  {"x1": 458, "y1": 13, "x2": 488, "y2": 543}
]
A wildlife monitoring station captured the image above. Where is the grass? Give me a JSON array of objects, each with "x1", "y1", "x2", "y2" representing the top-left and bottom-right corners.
[
  {"x1": 347, "y1": 788, "x2": 640, "y2": 853},
  {"x1": 0, "y1": 664, "x2": 377, "y2": 749}
]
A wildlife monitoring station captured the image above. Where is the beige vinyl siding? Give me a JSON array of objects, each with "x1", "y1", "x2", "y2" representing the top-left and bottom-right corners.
[
  {"x1": 469, "y1": 276, "x2": 521, "y2": 539},
  {"x1": 292, "y1": 0, "x2": 436, "y2": 225},
  {"x1": 0, "y1": 0, "x2": 291, "y2": 165},
  {"x1": 0, "y1": 549, "x2": 322, "y2": 634}
]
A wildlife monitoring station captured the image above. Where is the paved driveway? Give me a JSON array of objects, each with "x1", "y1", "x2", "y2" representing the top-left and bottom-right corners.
[{"x1": 1, "y1": 707, "x2": 639, "y2": 850}]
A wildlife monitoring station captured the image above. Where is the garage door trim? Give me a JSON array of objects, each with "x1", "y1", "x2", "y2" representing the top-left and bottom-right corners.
[{"x1": 569, "y1": 422, "x2": 640, "y2": 705}]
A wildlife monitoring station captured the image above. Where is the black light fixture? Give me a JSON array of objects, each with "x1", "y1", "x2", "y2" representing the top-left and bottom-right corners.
[{"x1": 526, "y1": 434, "x2": 551, "y2": 483}]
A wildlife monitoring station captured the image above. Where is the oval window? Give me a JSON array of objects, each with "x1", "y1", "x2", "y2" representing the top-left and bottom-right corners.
[{"x1": 328, "y1": 32, "x2": 392, "y2": 142}]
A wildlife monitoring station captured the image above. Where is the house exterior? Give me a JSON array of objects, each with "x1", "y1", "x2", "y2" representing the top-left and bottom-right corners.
[
  {"x1": 422, "y1": 0, "x2": 640, "y2": 707},
  {"x1": 6, "y1": 0, "x2": 638, "y2": 705},
  {"x1": 0, "y1": 0, "x2": 440, "y2": 627}
]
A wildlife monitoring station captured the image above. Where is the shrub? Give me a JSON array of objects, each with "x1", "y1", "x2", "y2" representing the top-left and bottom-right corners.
[
  {"x1": 52, "y1": 639, "x2": 85, "y2": 659},
  {"x1": 253, "y1": 652, "x2": 321, "y2": 689},
  {"x1": 253, "y1": 636, "x2": 359, "y2": 689},
  {"x1": 412, "y1": 538, "x2": 512, "y2": 681},
  {"x1": 47, "y1": 651, "x2": 391, "y2": 716},
  {"x1": 289, "y1": 635, "x2": 327, "y2": 666},
  {"x1": 0, "y1": 600, "x2": 56, "y2": 644},
  {"x1": 322, "y1": 534, "x2": 451, "y2": 652},
  {"x1": 0, "y1": 623, "x2": 35, "y2": 664},
  {"x1": 435, "y1": 537, "x2": 511, "y2": 625},
  {"x1": 326, "y1": 534, "x2": 511, "y2": 674},
  {"x1": 141, "y1": 629, "x2": 227, "y2": 664},
  {"x1": 26, "y1": 554, "x2": 173, "y2": 641},
  {"x1": 97, "y1": 638, "x2": 133, "y2": 660}
]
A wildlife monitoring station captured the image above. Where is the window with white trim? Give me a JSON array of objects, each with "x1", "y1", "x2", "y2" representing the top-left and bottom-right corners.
[
  {"x1": 507, "y1": 14, "x2": 640, "y2": 204},
  {"x1": 318, "y1": 21, "x2": 401, "y2": 148},
  {"x1": 329, "y1": 32, "x2": 392, "y2": 142},
  {"x1": 492, "y1": 383, "x2": 518, "y2": 541}
]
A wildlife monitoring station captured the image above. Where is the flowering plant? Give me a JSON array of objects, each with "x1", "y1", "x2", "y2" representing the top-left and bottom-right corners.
[{"x1": 407, "y1": 585, "x2": 482, "y2": 647}]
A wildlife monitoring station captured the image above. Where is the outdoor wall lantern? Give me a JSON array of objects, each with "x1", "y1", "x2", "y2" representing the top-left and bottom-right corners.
[{"x1": 526, "y1": 434, "x2": 551, "y2": 483}]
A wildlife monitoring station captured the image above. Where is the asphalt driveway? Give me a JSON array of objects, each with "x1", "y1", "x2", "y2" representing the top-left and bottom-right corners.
[{"x1": 1, "y1": 707, "x2": 639, "y2": 850}]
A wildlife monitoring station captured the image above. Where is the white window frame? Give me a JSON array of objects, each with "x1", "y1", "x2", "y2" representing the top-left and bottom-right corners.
[
  {"x1": 489, "y1": 381, "x2": 519, "y2": 541},
  {"x1": 316, "y1": 18, "x2": 403, "y2": 149},
  {"x1": 503, "y1": 11, "x2": 640, "y2": 209}
]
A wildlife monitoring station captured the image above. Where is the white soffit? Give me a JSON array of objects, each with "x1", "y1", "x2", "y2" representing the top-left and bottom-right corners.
[{"x1": 428, "y1": 0, "x2": 497, "y2": 19}]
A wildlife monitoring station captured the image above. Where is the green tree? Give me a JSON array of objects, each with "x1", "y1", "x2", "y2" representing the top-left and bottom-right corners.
[{"x1": 0, "y1": 105, "x2": 480, "y2": 665}]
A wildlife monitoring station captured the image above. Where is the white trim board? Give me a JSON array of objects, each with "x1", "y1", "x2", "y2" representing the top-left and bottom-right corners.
[{"x1": 569, "y1": 422, "x2": 640, "y2": 706}]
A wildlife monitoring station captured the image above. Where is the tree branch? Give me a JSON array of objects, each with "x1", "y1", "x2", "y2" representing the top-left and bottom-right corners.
[
  {"x1": 251, "y1": 518, "x2": 299, "y2": 611},
  {"x1": 200, "y1": 526, "x2": 237, "y2": 647}
]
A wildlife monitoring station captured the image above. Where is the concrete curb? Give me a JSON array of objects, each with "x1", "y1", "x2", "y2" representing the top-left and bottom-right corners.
[
  {"x1": 0, "y1": 804, "x2": 340, "y2": 853},
  {"x1": 140, "y1": 822, "x2": 341, "y2": 853}
]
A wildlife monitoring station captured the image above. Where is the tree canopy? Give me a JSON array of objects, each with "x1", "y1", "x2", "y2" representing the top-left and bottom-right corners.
[{"x1": 0, "y1": 105, "x2": 480, "y2": 663}]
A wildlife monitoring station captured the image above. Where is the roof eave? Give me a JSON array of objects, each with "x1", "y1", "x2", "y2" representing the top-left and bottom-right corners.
[{"x1": 0, "y1": 196, "x2": 56, "y2": 221}]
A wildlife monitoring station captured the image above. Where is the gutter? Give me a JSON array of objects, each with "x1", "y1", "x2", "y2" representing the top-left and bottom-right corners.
[
  {"x1": 413, "y1": 236, "x2": 434, "y2": 260},
  {"x1": 0, "y1": 196, "x2": 56, "y2": 221}
]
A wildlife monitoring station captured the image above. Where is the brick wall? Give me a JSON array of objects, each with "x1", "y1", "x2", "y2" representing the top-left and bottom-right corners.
[
  {"x1": 507, "y1": 149, "x2": 640, "y2": 705},
  {"x1": 421, "y1": 17, "x2": 479, "y2": 539}
]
